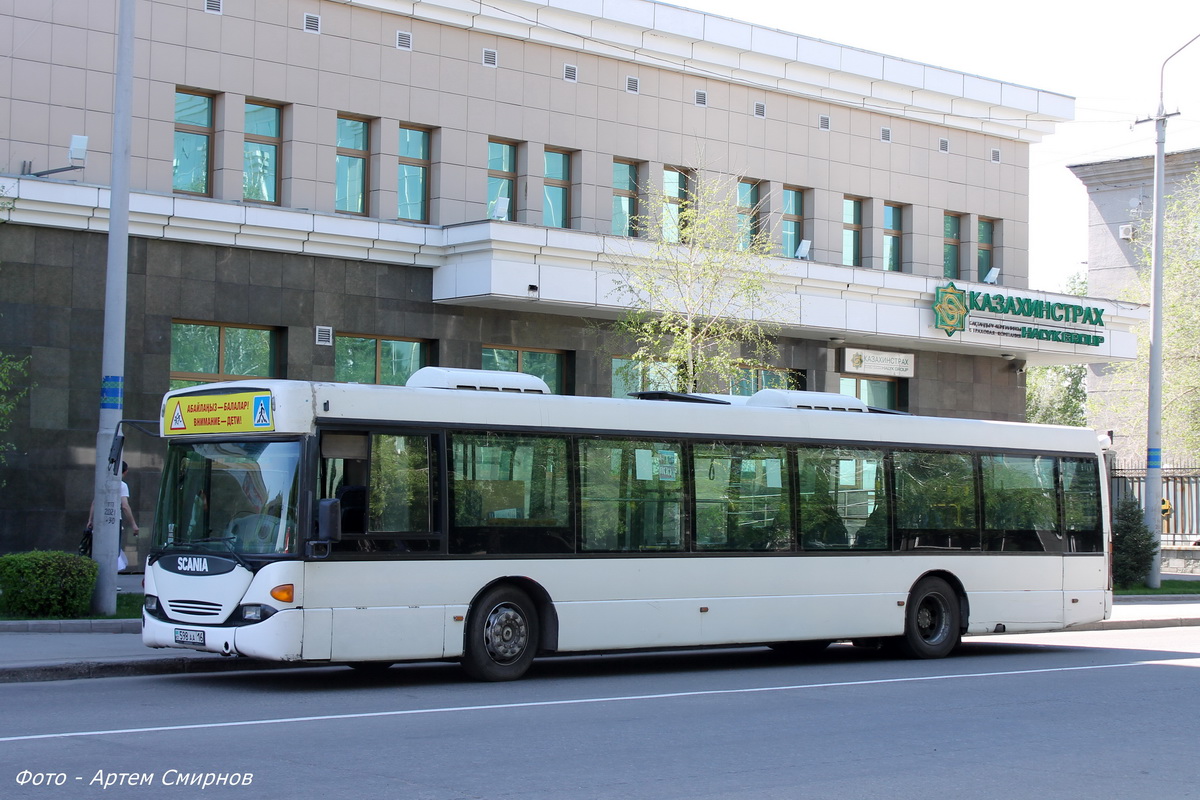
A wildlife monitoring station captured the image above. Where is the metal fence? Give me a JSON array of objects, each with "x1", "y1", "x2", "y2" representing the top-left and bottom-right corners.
[{"x1": 1110, "y1": 460, "x2": 1200, "y2": 548}]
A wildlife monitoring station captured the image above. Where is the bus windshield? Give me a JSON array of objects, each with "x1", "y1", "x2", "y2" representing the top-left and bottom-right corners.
[{"x1": 153, "y1": 440, "x2": 302, "y2": 557}]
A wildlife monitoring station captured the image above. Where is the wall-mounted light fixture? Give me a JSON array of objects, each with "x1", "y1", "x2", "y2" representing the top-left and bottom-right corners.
[{"x1": 23, "y1": 135, "x2": 88, "y2": 178}]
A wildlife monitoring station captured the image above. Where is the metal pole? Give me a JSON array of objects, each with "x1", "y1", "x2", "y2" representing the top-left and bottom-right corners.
[
  {"x1": 1144, "y1": 110, "x2": 1165, "y2": 589},
  {"x1": 90, "y1": 0, "x2": 135, "y2": 615},
  {"x1": 1142, "y1": 31, "x2": 1200, "y2": 589}
]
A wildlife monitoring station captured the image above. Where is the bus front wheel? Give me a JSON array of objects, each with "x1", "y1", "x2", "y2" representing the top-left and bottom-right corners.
[
  {"x1": 462, "y1": 585, "x2": 539, "y2": 681},
  {"x1": 898, "y1": 577, "x2": 961, "y2": 659}
]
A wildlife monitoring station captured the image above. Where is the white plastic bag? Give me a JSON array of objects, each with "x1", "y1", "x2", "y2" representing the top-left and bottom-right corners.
[{"x1": 117, "y1": 550, "x2": 129, "y2": 572}]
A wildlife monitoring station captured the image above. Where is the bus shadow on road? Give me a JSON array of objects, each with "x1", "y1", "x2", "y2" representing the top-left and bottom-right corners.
[
  {"x1": 163, "y1": 631, "x2": 1200, "y2": 693},
  {"x1": 164, "y1": 636, "x2": 1192, "y2": 692}
]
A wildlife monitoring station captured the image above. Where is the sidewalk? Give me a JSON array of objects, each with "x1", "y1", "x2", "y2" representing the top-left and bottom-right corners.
[{"x1": 1, "y1": 579, "x2": 1198, "y2": 683}]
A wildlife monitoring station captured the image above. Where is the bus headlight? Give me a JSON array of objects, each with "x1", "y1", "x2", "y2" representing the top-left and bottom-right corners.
[
  {"x1": 239, "y1": 604, "x2": 277, "y2": 623},
  {"x1": 144, "y1": 595, "x2": 159, "y2": 613}
]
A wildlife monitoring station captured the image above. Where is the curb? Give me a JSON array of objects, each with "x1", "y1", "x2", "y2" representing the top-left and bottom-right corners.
[
  {"x1": 0, "y1": 655, "x2": 306, "y2": 684},
  {"x1": 1112, "y1": 594, "x2": 1200, "y2": 603},
  {"x1": 1068, "y1": 617, "x2": 1200, "y2": 632},
  {"x1": 0, "y1": 619, "x2": 141, "y2": 633}
]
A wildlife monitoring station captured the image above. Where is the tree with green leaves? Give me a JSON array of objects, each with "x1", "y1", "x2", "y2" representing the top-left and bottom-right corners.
[
  {"x1": 1101, "y1": 166, "x2": 1200, "y2": 460},
  {"x1": 1111, "y1": 496, "x2": 1158, "y2": 588},
  {"x1": 1025, "y1": 272, "x2": 1089, "y2": 427},
  {"x1": 604, "y1": 165, "x2": 783, "y2": 394}
]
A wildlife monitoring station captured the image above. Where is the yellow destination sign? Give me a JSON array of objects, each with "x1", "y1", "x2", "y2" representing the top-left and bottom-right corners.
[{"x1": 164, "y1": 391, "x2": 274, "y2": 436}]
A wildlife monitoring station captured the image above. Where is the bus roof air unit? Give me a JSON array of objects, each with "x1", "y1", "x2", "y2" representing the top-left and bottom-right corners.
[
  {"x1": 745, "y1": 389, "x2": 869, "y2": 412},
  {"x1": 406, "y1": 366, "x2": 551, "y2": 394}
]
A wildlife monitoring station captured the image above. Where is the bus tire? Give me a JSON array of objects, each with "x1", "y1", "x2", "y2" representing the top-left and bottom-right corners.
[
  {"x1": 898, "y1": 577, "x2": 961, "y2": 659},
  {"x1": 462, "y1": 585, "x2": 539, "y2": 681}
]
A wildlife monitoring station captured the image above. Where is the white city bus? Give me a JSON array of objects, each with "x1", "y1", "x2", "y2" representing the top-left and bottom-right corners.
[{"x1": 143, "y1": 367, "x2": 1111, "y2": 680}]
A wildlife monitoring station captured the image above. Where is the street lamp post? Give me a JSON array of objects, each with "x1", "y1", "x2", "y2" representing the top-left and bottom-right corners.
[
  {"x1": 89, "y1": 0, "x2": 135, "y2": 615},
  {"x1": 1140, "y1": 32, "x2": 1200, "y2": 589}
]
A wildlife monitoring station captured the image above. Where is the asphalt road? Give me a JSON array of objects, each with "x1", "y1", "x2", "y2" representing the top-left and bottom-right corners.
[{"x1": 2, "y1": 626, "x2": 1198, "y2": 799}]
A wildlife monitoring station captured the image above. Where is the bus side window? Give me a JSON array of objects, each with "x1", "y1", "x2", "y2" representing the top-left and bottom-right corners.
[
  {"x1": 694, "y1": 442, "x2": 790, "y2": 552},
  {"x1": 364, "y1": 433, "x2": 440, "y2": 552},
  {"x1": 796, "y1": 446, "x2": 887, "y2": 551},
  {"x1": 981, "y1": 454, "x2": 1059, "y2": 552},
  {"x1": 893, "y1": 450, "x2": 979, "y2": 550},
  {"x1": 1062, "y1": 458, "x2": 1103, "y2": 552},
  {"x1": 320, "y1": 432, "x2": 370, "y2": 550},
  {"x1": 369, "y1": 434, "x2": 432, "y2": 533},
  {"x1": 449, "y1": 432, "x2": 572, "y2": 555},
  {"x1": 580, "y1": 438, "x2": 683, "y2": 553}
]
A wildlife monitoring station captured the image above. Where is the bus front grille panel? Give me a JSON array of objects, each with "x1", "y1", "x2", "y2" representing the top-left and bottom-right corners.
[{"x1": 167, "y1": 599, "x2": 223, "y2": 616}]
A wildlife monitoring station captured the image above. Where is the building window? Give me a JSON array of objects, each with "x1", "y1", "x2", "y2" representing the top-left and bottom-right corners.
[
  {"x1": 173, "y1": 91, "x2": 213, "y2": 196},
  {"x1": 736, "y1": 180, "x2": 761, "y2": 250},
  {"x1": 943, "y1": 213, "x2": 962, "y2": 279},
  {"x1": 883, "y1": 203, "x2": 903, "y2": 271},
  {"x1": 335, "y1": 334, "x2": 426, "y2": 385},
  {"x1": 842, "y1": 197, "x2": 863, "y2": 267},
  {"x1": 335, "y1": 116, "x2": 369, "y2": 214},
  {"x1": 487, "y1": 140, "x2": 517, "y2": 220},
  {"x1": 543, "y1": 149, "x2": 571, "y2": 228},
  {"x1": 243, "y1": 102, "x2": 281, "y2": 204},
  {"x1": 612, "y1": 160, "x2": 639, "y2": 237},
  {"x1": 398, "y1": 126, "x2": 430, "y2": 222},
  {"x1": 169, "y1": 321, "x2": 277, "y2": 389},
  {"x1": 840, "y1": 375, "x2": 898, "y2": 411},
  {"x1": 978, "y1": 218, "x2": 996, "y2": 281},
  {"x1": 731, "y1": 367, "x2": 804, "y2": 396},
  {"x1": 483, "y1": 346, "x2": 566, "y2": 394},
  {"x1": 611, "y1": 358, "x2": 674, "y2": 397},
  {"x1": 662, "y1": 167, "x2": 690, "y2": 243},
  {"x1": 782, "y1": 187, "x2": 805, "y2": 259}
]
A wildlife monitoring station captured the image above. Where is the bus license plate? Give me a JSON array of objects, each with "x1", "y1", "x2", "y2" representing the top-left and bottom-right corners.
[{"x1": 174, "y1": 628, "x2": 205, "y2": 646}]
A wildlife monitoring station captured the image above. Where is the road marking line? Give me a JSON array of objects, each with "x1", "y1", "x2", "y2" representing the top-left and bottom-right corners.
[{"x1": 3, "y1": 658, "x2": 1196, "y2": 743}]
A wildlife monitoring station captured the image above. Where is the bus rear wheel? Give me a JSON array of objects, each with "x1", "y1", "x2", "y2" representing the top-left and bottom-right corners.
[
  {"x1": 462, "y1": 585, "x2": 539, "y2": 681},
  {"x1": 898, "y1": 577, "x2": 961, "y2": 659}
]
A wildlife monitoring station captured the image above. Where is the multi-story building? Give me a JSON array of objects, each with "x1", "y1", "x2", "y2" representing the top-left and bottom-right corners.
[
  {"x1": 0, "y1": 0, "x2": 1139, "y2": 561},
  {"x1": 1070, "y1": 147, "x2": 1200, "y2": 463}
]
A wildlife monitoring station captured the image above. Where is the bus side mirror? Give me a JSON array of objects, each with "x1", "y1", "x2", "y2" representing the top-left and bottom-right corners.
[{"x1": 317, "y1": 498, "x2": 342, "y2": 543}]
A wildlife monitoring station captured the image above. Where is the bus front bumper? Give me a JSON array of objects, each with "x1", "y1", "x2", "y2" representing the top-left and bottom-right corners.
[{"x1": 142, "y1": 608, "x2": 304, "y2": 661}]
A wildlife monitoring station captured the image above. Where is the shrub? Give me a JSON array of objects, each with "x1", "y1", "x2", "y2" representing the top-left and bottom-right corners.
[
  {"x1": 0, "y1": 550, "x2": 99, "y2": 618},
  {"x1": 1112, "y1": 497, "x2": 1159, "y2": 589}
]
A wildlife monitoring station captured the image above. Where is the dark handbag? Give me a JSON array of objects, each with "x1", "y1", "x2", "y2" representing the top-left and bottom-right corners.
[{"x1": 79, "y1": 527, "x2": 93, "y2": 557}]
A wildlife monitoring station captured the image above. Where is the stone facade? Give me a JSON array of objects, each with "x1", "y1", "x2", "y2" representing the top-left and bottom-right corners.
[
  {"x1": 0, "y1": 0, "x2": 1140, "y2": 561},
  {"x1": 0, "y1": 223, "x2": 1026, "y2": 560}
]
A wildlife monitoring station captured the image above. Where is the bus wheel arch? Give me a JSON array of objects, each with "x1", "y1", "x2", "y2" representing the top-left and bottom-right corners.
[
  {"x1": 461, "y1": 578, "x2": 557, "y2": 681},
  {"x1": 898, "y1": 572, "x2": 967, "y2": 659}
]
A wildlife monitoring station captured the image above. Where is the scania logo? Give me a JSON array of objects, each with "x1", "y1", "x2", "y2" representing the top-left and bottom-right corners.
[{"x1": 156, "y1": 553, "x2": 237, "y2": 575}]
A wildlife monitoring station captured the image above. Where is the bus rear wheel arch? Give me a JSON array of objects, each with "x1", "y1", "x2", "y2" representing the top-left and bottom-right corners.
[{"x1": 462, "y1": 584, "x2": 540, "y2": 681}]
